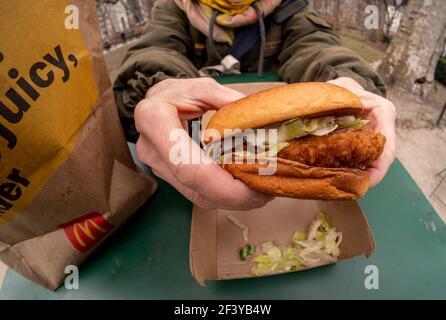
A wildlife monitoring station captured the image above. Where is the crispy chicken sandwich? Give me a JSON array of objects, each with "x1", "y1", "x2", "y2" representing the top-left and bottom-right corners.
[{"x1": 205, "y1": 82, "x2": 386, "y2": 200}]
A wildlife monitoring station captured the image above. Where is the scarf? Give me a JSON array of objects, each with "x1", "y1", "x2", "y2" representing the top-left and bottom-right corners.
[{"x1": 175, "y1": 0, "x2": 281, "y2": 45}]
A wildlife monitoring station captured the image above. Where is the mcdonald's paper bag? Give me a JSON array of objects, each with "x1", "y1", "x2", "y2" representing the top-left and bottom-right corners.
[{"x1": 0, "y1": 0, "x2": 156, "y2": 290}]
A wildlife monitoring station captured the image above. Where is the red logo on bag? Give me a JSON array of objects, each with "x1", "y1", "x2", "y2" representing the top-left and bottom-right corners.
[{"x1": 59, "y1": 212, "x2": 113, "y2": 253}]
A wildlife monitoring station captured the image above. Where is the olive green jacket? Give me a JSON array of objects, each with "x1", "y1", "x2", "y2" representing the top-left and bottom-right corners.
[{"x1": 113, "y1": 0, "x2": 385, "y2": 142}]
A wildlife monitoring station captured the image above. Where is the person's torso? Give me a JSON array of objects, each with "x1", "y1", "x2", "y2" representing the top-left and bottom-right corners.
[{"x1": 187, "y1": 19, "x2": 284, "y2": 74}]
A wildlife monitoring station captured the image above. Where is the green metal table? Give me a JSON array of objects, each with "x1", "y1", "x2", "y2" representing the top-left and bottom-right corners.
[{"x1": 1, "y1": 74, "x2": 445, "y2": 299}]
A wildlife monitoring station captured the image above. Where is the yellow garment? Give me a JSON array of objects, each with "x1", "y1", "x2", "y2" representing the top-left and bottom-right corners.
[
  {"x1": 198, "y1": 0, "x2": 257, "y2": 15},
  {"x1": 200, "y1": 3, "x2": 235, "y2": 43},
  {"x1": 175, "y1": 0, "x2": 281, "y2": 44}
]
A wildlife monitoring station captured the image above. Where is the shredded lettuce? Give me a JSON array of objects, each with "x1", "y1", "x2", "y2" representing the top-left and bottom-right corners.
[
  {"x1": 317, "y1": 212, "x2": 331, "y2": 232},
  {"x1": 233, "y1": 142, "x2": 290, "y2": 160},
  {"x1": 277, "y1": 116, "x2": 337, "y2": 141},
  {"x1": 281, "y1": 118, "x2": 307, "y2": 140},
  {"x1": 240, "y1": 244, "x2": 256, "y2": 261},
  {"x1": 250, "y1": 212, "x2": 343, "y2": 276},
  {"x1": 337, "y1": 115, "x2": 369, "y2": 129},
  {"x1": 336, "y1": 116, "x2": 356, "y2": 126},
  {"x1": 227, "y1": 214, "x2": 249, "y2": 242},
  {"x1": 311, "y1": 124, "x2": 339, "y2": 136},
  {"x1": 252, "y1": 255, "x2": 275, "y2": 275},
  {"x1": 306, "y1": 219, "x2": 322, "y2": 241},
  {"x1": 339, "y1": 118, "x2": 369, "y2": 129},
  {"x1": 277, "y1": 115, "x2": 368, "y2": 142},
  {"x1": 303, "y1": 116, "x2": 336, "y2": 133},
  {"x1": 292, "y1": 231, "x2": 306, "y2": 242},
  {"x1": 261, "y1": 242, "x2": 283, "y2": 263},
  {"x1": 280, "y1": 246, "x2": 303, "y2": 271},
  {"x1": 221, "y1": 142, "x2": 289, "y2": 164}
]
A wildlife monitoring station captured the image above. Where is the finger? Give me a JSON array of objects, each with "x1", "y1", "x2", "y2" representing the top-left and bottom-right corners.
[
  {"x1": 367, "y1": 136, "x2": 396, "y2": 187},
  {"x1": 137, "y1": 102, "x2": 271, "y2": 210},
  {"x1": 184, "y1": 78, "x2": 246, "y2": 108},
  {"x1": 361, "y1": 95, "x2": 390, "y2": 112},
  {"x1": 327, "y1": 78, "x2": 383, "y2": 112},
  {"x1": 146, "y1": 78, "x2": 180, "y2": 98},
  {"x1": 367, "y1": 167, "x2": 384, "y2": 187},
  {"x1": 145, "y1": 144, "x2": 272, "y2": 210},
  {"x1": 327, "y1": 78, "x2": 365, "y2": 96},
  {"x1": 170, "y1": 159, "x2": 273, "y2": 210},
  {"x1": 137, "y1": 135, "x2": 223, "y2": 209},
  {"x1": 153, "y1": 161, "x2": 271, "y2": 210},
  {"x1": 151, "y1": 165, "x2": 216, "y2": 209},
  {"x1": 368, "y1": 157, "x2": 392, "y2": 187},
  {"x1": 369, "y1": 120, "x2": 396, "y2": 186},
  {"x1": 159, "y1": 78, "x2": 245, "y2": 110},
  {"x1": 370, "y1": 102, "x2": 397, "y2": 134}
]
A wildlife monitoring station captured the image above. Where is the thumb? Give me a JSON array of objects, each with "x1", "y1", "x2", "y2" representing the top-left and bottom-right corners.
[{"x1": 186, "y1": 78, "x2": 246, "y2": 109}]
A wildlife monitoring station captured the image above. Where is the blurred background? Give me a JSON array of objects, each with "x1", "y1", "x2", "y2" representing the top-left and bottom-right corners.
[{"x1": 96, "y1": 0, "x2": 446, "y2": 220}]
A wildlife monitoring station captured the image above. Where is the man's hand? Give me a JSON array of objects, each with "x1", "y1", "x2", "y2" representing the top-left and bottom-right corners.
[
  {"x1": 134, "y1": 78, "x2": 272, "y2": 210},
  {"x1": 328, "y1": 77, "x2": 397, "y2": 187}
]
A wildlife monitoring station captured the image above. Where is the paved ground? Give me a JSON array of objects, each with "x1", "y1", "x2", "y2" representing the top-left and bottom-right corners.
[
  {"x1": 397, "y1": 128, "x2": 446, "y2": 220},
  {"x1": 388, "y1": 84, "x2": 446, "y2": 222}
]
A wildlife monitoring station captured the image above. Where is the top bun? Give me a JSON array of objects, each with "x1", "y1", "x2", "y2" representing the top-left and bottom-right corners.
[{"x1": 207, "y1": 82, "x2": 364, "y2": 138}]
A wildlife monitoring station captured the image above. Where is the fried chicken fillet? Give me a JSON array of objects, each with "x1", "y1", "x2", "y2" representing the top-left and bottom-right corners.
[{"x1": 278, "y1": 128, "x2": 386, "y2": 169}]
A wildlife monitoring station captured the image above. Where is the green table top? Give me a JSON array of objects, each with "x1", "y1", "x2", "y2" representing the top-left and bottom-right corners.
[{"x1": 1, "y1": 73, "x2": 445, "y2": 299}]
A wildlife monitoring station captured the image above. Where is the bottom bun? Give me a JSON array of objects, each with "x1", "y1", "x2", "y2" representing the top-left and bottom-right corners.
[{"x1": 224, "y1": 158, "x2": 370, "y2": 200}]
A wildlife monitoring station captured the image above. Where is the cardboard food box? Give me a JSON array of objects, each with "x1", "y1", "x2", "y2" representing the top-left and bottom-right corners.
[{"x1": 189, "y1": 82, "x2": 375, "y2": 284}]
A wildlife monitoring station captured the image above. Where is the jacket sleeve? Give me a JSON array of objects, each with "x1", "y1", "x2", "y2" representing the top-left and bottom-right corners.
[
  {"x1": 113, "y1": 0, "x2": 199, "y2": 142},
  {"x1": 278, "y1": 8, "x2": 386, "y2": 97}
]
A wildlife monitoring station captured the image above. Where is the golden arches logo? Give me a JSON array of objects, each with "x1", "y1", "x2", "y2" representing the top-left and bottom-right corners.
[
  {"x1": 59, "y1": 212, "x2": 113, "y2": 253},
  {"x1": 73, "y1": 219, "x2": 108, "y2": 247}
]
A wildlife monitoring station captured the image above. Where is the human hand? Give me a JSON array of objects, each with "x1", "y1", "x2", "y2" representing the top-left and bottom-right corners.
[
  {"x1": 328, "y1": 77, "x2": 397, "y2": 187},
  {"x1": 134, "y1": 78, "x2": 273, "y2": 210}
]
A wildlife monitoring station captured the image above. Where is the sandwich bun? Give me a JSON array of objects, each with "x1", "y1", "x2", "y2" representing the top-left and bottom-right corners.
[
  {"x1": 207, "y1": 82, "x2": 364, "y2": 139},
  {"x1": 224, "y1": 158, "x2": 370, "y2": 201}
]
